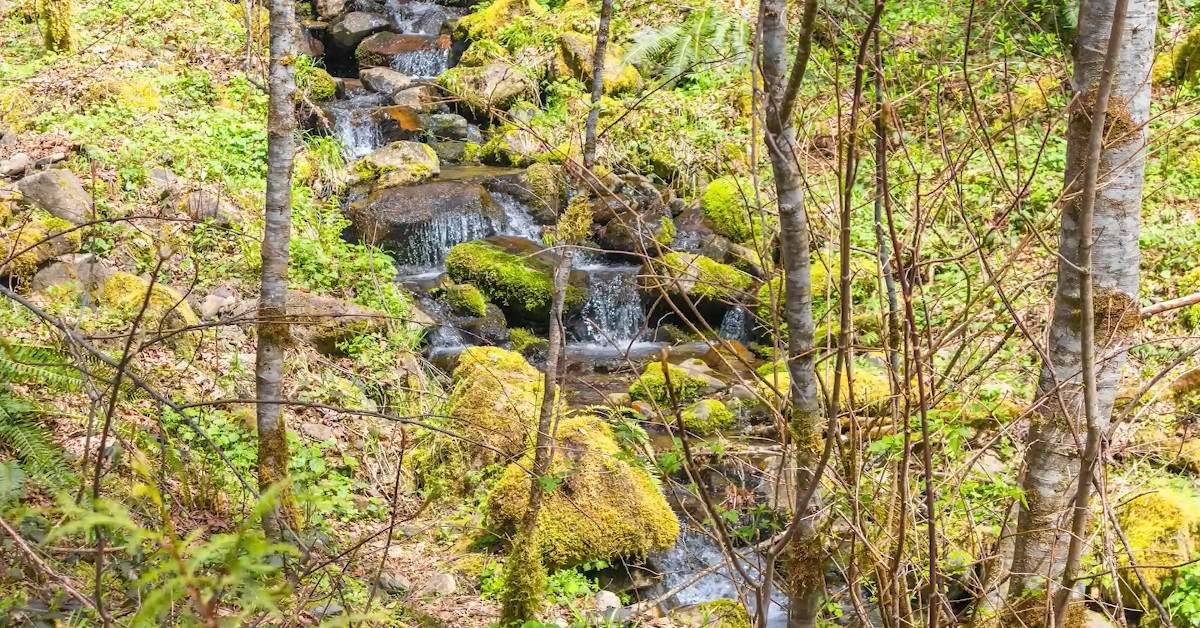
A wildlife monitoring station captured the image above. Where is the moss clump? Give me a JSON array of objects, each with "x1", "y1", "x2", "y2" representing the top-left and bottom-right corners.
[
  {"x1": 508, "y1": 327, "x2": 539, "y2": 353},
  {"x1": 524, "y1": 162, "x2": 564, "y2": 218},
  {"x1": 660, "y1": 252, "x2": 752, "y2": 301},
  {"x1": 1113, "y1": 488, "x2": 1200, "y2": 606},
  {"x1": 80, "y1": 79, "x2": 161, "y2": 113},
  {"x1": 755, "y1": 262, "x2": 875, "y2": 337},
  {"x1": 498, "y1": 533, "x2": 546, "y2": 624},
  {"x1": 456, "y1": 0, "x2": 546, "y2": 40},
  {"x1": 680, "y1": 399, "x2": 735, "y2": 435},
  {"x1": 701, "y1": 177, "x2": 774, "y2": 244},
  {"x1": 459, "y1": 39, "x2": 507, "y2": 66},
  {"x1": 629, "y1": 362, "x2": 709, "y2": 406},
  {"x1": 445, "y1": 240, "x2": 584, "y2": 328},
  {"x1": 1153, "y1": 25, "x2": 1200, "y2": 85},
  {"x1": 443, "y1": 283, "x2": 488, "y2": 318},
  {"x1": 412, "y1": 347, "x2": 543, "y2": 496},
  {"x1": 464, "y1": 142, "x2": 482, "y2": 162},
  {"x1": 3, "y1": 218, "x2": 81, "y2": 282},
  {"x1": 695, "y1": 599, "x2": 752, "y2": 628},
  {"x1": 94, "y1": 272, "x2": 200, "y2": 350},
  {"x1": 486, "y1": 414, "x2": 680, "y2": 567},
  {"x1": 296, "y1": 62, "x2": 336, "y2": 102},
  {"x1": 39, "y1": 0, "x2": 76, "y2": 53},
  {"x1": 479, "y1": 129, "x2": 537, "y2": 167},
  {"x1": 0, "y1": 89, "x2": 35, "y2": 132}
]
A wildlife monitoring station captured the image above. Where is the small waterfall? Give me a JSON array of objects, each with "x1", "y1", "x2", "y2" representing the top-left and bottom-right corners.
[
  {"x1": 493, "y1": 191, "x2": 542, "y2": 242},
  {"x1": 652, "y1": 526, "x2": 789, "y2": 627},
  {"x1": 577, "y1": 265, "x2": 646, "y2": 347},
  {"x1": 329, "y1": 93, "x2": 387, "y2": 160},
  {"x1": 385, "y1": 0, "x2": 460, "y2": 35},
  {"x1": 389, "y1": 48, "x2": 451, "y2": 78},
  {"x1": 395, "y1": 209, "x2": 499, "y2": 270},
  {"x1": 719, "y1": 306, "x2": 751, "y2": 346}
]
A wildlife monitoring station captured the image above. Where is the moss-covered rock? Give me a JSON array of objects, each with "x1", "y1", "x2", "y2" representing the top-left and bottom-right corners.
[
  {"x1": 554, "y1": 31, "x2": 643, "y2": 95},
  {"x1": 659, "y1": 252, "x2": 753, "y2": 302},
  {"x1": 700, "y1": 177, "x2": 773, "y2": 244},
  {"x1": 285, "y1": 290, "x2": 390, "y2": 355},
  {"x1": 459, "y1": 39, "x2": 508, "y2": 67},
  {"x1": 412, "y1": 347, "x2": 543, "y2": 496},
  {"x1": 486, "y1": 414, "x2": 679, "y2": 566},
  {"x1": 445, "y1": 239, "x2": 585, "y2": 329},
  {"x1": 443, "y1": 283, "x2": 488, "y2": 318},
  {"x1": 754, "y1": 261, "x2": 875, "y2": 339},
  {"x1": 755, "y1": 357, "x2": 892, "y2": 417},
  {"x1": 93, "y1": 272, "x2": 200, "y2": 349},
  {"x1": 456, "y1": 0, "x2": 546, "y2": 40},
  {"x1": 479, "y1": 127, "x2": 540, "y2": 167},
  {"x1": 2, "y1": 218, "x2": 80, "y2": 283},
  {"x1": 1113, "y1": 487, "x2": 1200, "y2": 607},
  {"x1": 524, "y1": 162, "x2": 565, "y2": 222},
  {"x1": 354, "y1": 141, "x2": 440, "y2": 188},
  {"x1": 296, "y1": 62, "x2": 337, "y2": 102},
  {"x1": 673, "y1": 599, "x2": 752, "y2": 628},
  {"x1": 80, "y1": 79, "x2": 160, "y2": 113},
  {"x1": 680, "y1": 399, "x2": 735, "y2": 435},
  {"x1": 437, "y1": 64, "x2": 536, "y2": 113},
  {"x1": 1152, "y1": 25, "x2": 1200, "y2": 85},
  {"x1": 629, "y1": 361, "x2": 709, "y2": 406}
]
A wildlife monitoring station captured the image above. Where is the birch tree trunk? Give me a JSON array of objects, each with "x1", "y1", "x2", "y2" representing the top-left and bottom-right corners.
[
  {"x1": 256, "y1": 0, "x2": 298, "y2": 540},
  {"x1": 1007, "y1": 0, "x2": 1156, "y2": 603},
  {"x1": 583, "y1": 0, "x2": 613, "y2": 169}
]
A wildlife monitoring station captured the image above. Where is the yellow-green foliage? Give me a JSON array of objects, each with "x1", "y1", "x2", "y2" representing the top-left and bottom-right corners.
[
  {"x1": 680, "y1": 399, "x2": 734, "y2": 435},
  {"x1": 0, "y1": 89, "x2": 35, "y2": 132},
  {"x1": 660, "y1": 252, "x2": 753, "y2": 301},
  {"x1": 498, "y1": 533, "x2": 547, "y2": 625},
  {"x1": 456, "y1": 0, "x2": 546, "y2": 40},
  {"x1": 94, "y1": 272, "x2": 200, "y2": 350},
  {"x1": 1114, "y1": 488, "x2": 1200, "y2": 603},
  {"x1": 508, "y1": 327, "x2": 539, "y2": 353},
  {"x1": 555, "y1": 31, "x2": 642, "y2": 95},
  {"x1": 80, "y1": 79, "x2": 162, "y2": 113},
  {"x1": 629, "y1": 362, "x2": 708, "y2": 406},
  {"x1": 755, "y1": 261, "x2": 875, "y2": 334},
  {"x1": 1153, "y1": 26, "x2": 1200, "y2": 85},
  {"x1": 487, "y1": 414, "x2": 680, "y2": 566},
  {"x1": 443, "y1": 283, "x2": 488, "y2": 318},
  {"x1": 39, "y1": 0, "x2": 77, "y2": 53},
  {"x1": 296, "y1": 62, "x2": 336, "y2": 102},
  {"x1": 3, "y1": 218, "x2": 81, "y2": 282},
  {"x1": 460, "y1": 39, "x2": 508, "y2": 66},
  {"x1": 1178, "y1": 268, "x2": 1200, "y2": 330},
  {"x1": 701, "y1": 177, "x2": 772, "y2": 244},
  {"x1": 445, "y1": 240, "x2": 584, "y2": 326},
  {"x1": 696, "y1": 599, "x2": 752, "y2": 628},
  {"x1": 525, "y1": 162, "x2": 563, "y2": 212},
  {"x1": 1011, "y1": 75, "x2": 1059, "y2": 117},
  {"x1": 754, "y1": 358, "x2": 891, "y2": 417},
  {"x1": 413, "y1": 347, "x2": 542, "y2": 496},
  {"x1": 551, "y1": 194, "x2": 592, "y2": 244}
]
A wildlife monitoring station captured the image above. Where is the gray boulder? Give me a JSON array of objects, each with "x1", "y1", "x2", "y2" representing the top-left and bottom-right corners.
[
  {"x1": 437, "y1": 63, "x2": 536, "y2": 112},
  {"x1": 313, "y1": 0, "x2": 345, "y2": 19},
  {"x1": 360, "y1": 67, "x2": 412, "y2": 96},
  {"x1": 328, "y1": 12, "x2": 389, "y2": 50},
  {"x1": 17, "y1": 169, "x2": 91, "y2": 224}
]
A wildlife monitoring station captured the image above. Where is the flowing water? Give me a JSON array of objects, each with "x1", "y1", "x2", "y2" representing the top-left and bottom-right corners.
[
  {"x1": 493, "y1": 191, "x2": 543, "y2": 242},
  {"x1": 329, "y1": 92, "x2": 388, "y2": 160},
  {"x1": 389, "y1": 47, "x2": 451, "y2": 79},
  {"x1": 719, "y1": 306, "x2": 752, "y2": 346},
  {"x1": 394, "y1": 209, "x2": 500, "y2": 271},
  {"x1": 576, "y1": 264, "x2": 646, "y2": 347}
]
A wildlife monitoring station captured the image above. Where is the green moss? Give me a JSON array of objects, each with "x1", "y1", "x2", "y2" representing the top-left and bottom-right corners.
[
  {"x1": 412, "y1": 347, "x2": 543, "y2": 497},
  {"x1": 4, "y1": 219, "x2": 80, "y2": 282},
  {"x1": 443, "y1": 283, "x2": 488, "y2": 318},
  {"x1": 508, "y1": 327, "x2": 539, "y2": 353},
  {"x1": 629, "y1": 362, "x2": 708, "y2": 406},
  {"x1": 656, "y1": 215, "x2": 676, "y2": 246},
  {"x1": 479, "y1": 130, "x2": 535, "y2": 167},
  {"x1": 695, "y1": 599, "x2": 752, "y2": 628},
  {"x1": 755, "y1": 262, "x2": 875, "y2": 338},
  {"x1": 486, "y1": 414, "x2": 679, "y2": 566},
  {"x1": 445, "y1": 240, "x2": 583, "y2": 327},
  {"x1": 437, "y1": 65, "x2": 535, "y2": 113},
  {"x1": 464, "y1": 142, "x2": 482, "y2": 162},
  {"x1": 296, "y1": 62, "x2": 336, "y2": 102},
  {"x1": 1114, "y1": 488, "x2": 1200, "y2": 605},
  {"x1": 460, "y1": 39, "x2": 507, "y2": 66},
  {"x1": 701, "y1": 177, "x2": 764, "y2": 244},
  {"x1": 456, "y1": 0, "x2": 546, "y2": 40},
  {"x1": 498, "y1": 532, "x2": 546, "y2": 624},
  {"x1": 94, "y1": 272, "x2": 200, "y2": 350},
  {"x1": 660, "y1": 252, "x2": 752, "y2": 301},
  {"x1": 680, "y1": 399, "x2": 735, "y2": 435},
  {"x1": 40, "y1": 0, "x2": 77, "y2": 53},
  {"x1": 80, "y1": 79, "x2": 161, "y2": 112},
  {"x1": 525, "y1": 162, "x2": 563, "y2": 211},
  {"x1": 1153, "y1": 25, "x2": 1200, "y2": 85}
]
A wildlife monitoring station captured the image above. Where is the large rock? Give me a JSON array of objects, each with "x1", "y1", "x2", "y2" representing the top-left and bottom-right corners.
[
  {"x1": 392, "y1": 84, "x2": 438, "y2": 111},
  {"x1": 16, "y1": 169, "x2": 91, "y2": 224},
  {"x1": 29, "y1": 253, "x2": 114, "y2": 295},
  {"x1": 478, "y1": 127, "x2": 540, "y2": 167},
  {"x1": 598, "y1": 205, "x2": 674, "y2": 254},
  {"x1": 328, "y1": 12, "x2": 389, "y2": 50},
  {"x1": 356, "y1": 32, "x2": 450, "y2": 68},
  {"x1": 92, "y1": 272, "x2": 200, "y2": 349},
  {"x1": 555, "y1": 31, "x2": 643, "y2": 95},
  {"x1": 359, "y1": 67, "x2": 412, "y2": 96},
  {"x1": 345, "y1": 182, "x2": 504, "y2": 267},
  {"x1": 178, "y1": 190, "x2": 237, "y2": 227},
  {"x1": 445, "y1": 237, "x2": 587, "y2": 330},
  {"x1": 421, "y1": 113, "x2": 469, "y2": 140},
  {"x1": 354, "y1": 141, "x2": 440, "y2": 188},
  {"x1": 487, "y1": 414, "x2": 679, "y2": 566},
  {"x1": 3, "y1": 218, "x2": 81, "y2": 281},
  {"x1": 651, "y1": 252, "x2": 754, "y2": 325},
  {"x1": 314, "y1": 0, "x2": 345, "y2": 19},
  {"x1": 286, "y1": 290, "x2": 389, "y2": 354},
  {"x1": 436, "y1": 63, "x2": 536, "y2": 113}
]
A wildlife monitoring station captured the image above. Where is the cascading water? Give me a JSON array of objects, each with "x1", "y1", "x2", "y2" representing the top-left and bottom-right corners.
[
  {"x1": 394, "y1": 209, "x2": 500, "y2": 271},
  {"x1": 389, "y1": 48, "x2": 451, "y2": 79},
  {"x1": 577, "y1": 265, "x2": 645, "y2": 347},
  {"x1": 384, "y1": 0, "x2": 460, "y2": 34},
  {"x1": 719, "y1": 306, "x2": 752, "y2": 346},
  {"x1": 492, "y1": 191, "x2": 542, "y2": 242},
  {"x1": 329, "y1": 93, "x2": 387, "y2": 160},
  {"x1": 652, "y1": 526, "x2": 789, "y2": 627}
]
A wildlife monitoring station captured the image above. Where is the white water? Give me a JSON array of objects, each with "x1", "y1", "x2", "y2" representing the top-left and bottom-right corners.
[
  {"x1": 719, "y1": 306, "x2": 751, "y2": 345},
  {"x1": 396, "y1": 209, "x2": 500, "y2": 270},
  {"x1": 493, "y1": 191, "x2": 542, "y2": 242},
  {"x1": 384, "y1": 0, "x2": 459, "y2": 35},
  {"x1": 578, "y1": 265, "x2": 646, "y2": 346},
  {"x1": 389, "y1": 48, "x2": 451, "y2": 79},
  {"x1": 329, "y1": 93, "x2": 387, "y2": 160}
]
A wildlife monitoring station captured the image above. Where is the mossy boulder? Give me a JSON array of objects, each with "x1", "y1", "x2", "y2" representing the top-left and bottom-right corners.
[
  {"x1": 2, "y1": 218, "x2": 80, "y2": 282},
  {"x1": 680, "y1": 399, "x2": 735, "y2": 435},
  {"x1": 354, "y1": 141, "x2": 440, "y2": 189},
  {"x1": 93, "y1": 272, "x2": 200, "y2": 349},
  {"x1": 456, "y1": 0, "x2": 546, "y2": 40},
  {"x1": 412, "y1": 347, "x2": 543, "y2": 496},
  {"x1": 285, "y1": 290, "x2": 390, "y2": 355},
  {"x1": 479, "y1": 127, "x2": 540, "y2": 167},
  {"x1": 523, "y1": 162, "x2": 565, "y2": 223},
  {"x1": 554, "y1": 31, "x2": 643, "y2": 95},
  {"x1": 1152, "y1": 25, "x2": 1200, "y2": 85},
  {"x1": 486, "y1": 414, "x2": 679, "y2": 566},
  {"x1": 755, "y1": 357, "x2": 892, "y2": 417},
  {"x1": 1112, "y1": 488, "x2": 1200, "y2": 608},
  {"x1": 443, "y1": 283, "x2": 488, "y2": 318},
  {"x1": 297, "y1": 63, "x2": 336, "y2": 102},
  {"x1": 629, "y1": 361, "x2": 710, "y2": 406},
  {"x1": 673, "y1": 599, "x2": 752, "y2": 628},
  {"x1": 445, "y1": 238, "x2": 586, "y2": 330},
  {"x1": 754, "y1": 261, "x2": 875, "y2": 339},
  {"x1": 437, "y1": 64, "x2": 537, "y2": 113},
  {"x1": 701, "y1": 177, "x2": 774, "y2": 245},
  {"x1": 657, "y1": 253, "x2": 754, "y2": 310}
]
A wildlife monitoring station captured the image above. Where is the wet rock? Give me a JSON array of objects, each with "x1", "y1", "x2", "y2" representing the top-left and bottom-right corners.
[
  {"x1": 287, "y1": 290, "x2": 389, "y2": 354},
  {"x1": 356, "y1": 141, "x2": 440, "y2": 188},
  {"x1": 676, "y1": 358, "x2": 727, "y2": 392},
  {"x1": 458, "y1": 303, "x2": 510, "y2": 346},
  {"x1": 701, "y1": 340, "x2": 754, "y2": 374},
  {"x1": 328, "y1": 12, "x2": 389, "y2": 50},
  {"x1": 345, "y1": 182, "x2": 504, "y2": 262},
  {"x1": 421, "y1": 113, "x2": 469, "y2": 140},
  {"x1": 297, "y1": 24, "x2": 325, "y2": 58},
  {"x1": 378, "y1": 570, "x2": 411, "y2": 595},
  {"x1": 373, "y1": 105, "x2": 426, "y2": 142},
  {"x1": 430, "y1": 140, "x2": 467, "y2": 163},
  {"x1": 357, "y1": 32, "x2": 450, "y2": 69},
  {"x1": 437, "y1": 63, "x2": 536, "y2": 113},
  {"x1": 606, "y1": 392, "x2": 631, "y2": 406},
  {"x1": 598, "y1": 204, "x2": 673, "y2": 254},
  {"x1": 730, "y1": 384, "x2": 756, "y2": 401},
  {"x1": 16, "y1": 169, "x2": 91, "y2": 224},
  {"x1": 308, "y1": 603, "x2": 344, "y2": 620},
  {"x1": 360, "y1": 67, "x2": 412, "y2": 96},
  {"x1": 391, "y1": 84, "x2": 437, "y2": 111},
  {"x1": 417, "y1": 572, "x2": 457, "y2": 596},
  {"x1": 313, "y1": 0, "x2": 345, "y2": 19},
  {"x1": 0, "y1": 152, "x2": 30, "y2": 179},
  {"x1": 672, "y1": 204, "x2": 733, "y2": 262}
]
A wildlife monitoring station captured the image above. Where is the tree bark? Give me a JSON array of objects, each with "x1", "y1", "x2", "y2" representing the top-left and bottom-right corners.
[
  {"x1": 40, "y1": 0, "x2": 77, "y2": 53},
  {"x1": 1008, "y1": 0, "x2": 1156, "y2": 604},
  {"x1": 583, "y1": 0, "x2": 613, "y2": 169},
  {"x1": 256, "y1": 0, "x2": 298, "y2": 540}
]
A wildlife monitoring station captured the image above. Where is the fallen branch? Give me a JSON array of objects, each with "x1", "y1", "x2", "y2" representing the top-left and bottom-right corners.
[
  {"x1": 1141, "y1": 291, "x2": 1200, "y2": 318},
  {"x1": 0, "y1": 514, "x2": 97, "y2": 611}
]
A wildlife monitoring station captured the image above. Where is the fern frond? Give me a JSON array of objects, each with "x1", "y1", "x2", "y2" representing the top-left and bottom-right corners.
[
  {"x1": 0, "y1": 401, "x2": 72, "y2": 486},
  {"x1": 665, "y1": 32, "x2": 695, "y2": 82},
  {"x1": 623, "y1": 23, "x2": 681, "y2": 65},
  {"x1": 0, "y1": 341, "x2": 81, "y2": 391}
]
